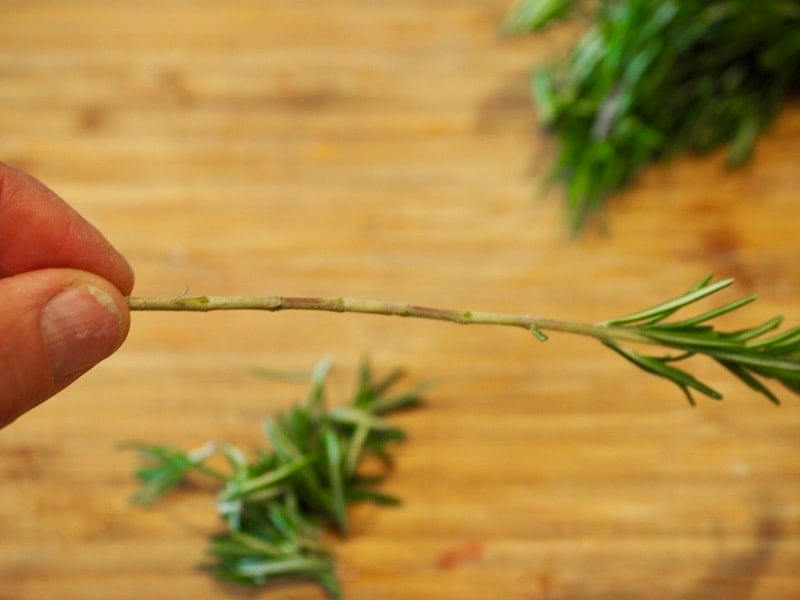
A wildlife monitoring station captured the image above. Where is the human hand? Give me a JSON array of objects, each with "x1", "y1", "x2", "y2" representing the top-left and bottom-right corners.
[{"x1": 0, "y1": 162, "x2": 134, "y2": 427}]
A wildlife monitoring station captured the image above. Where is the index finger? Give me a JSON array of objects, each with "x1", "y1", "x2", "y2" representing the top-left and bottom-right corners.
[{"x1": 0, "y1": 162, "x2": 134, "y2": 295}]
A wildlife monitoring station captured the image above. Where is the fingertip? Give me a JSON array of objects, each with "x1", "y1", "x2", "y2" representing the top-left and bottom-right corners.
[
  {"x1": 0, "y1": 270, "x2": 130, "y2": 428},
  {"x1": 42, "y1": 283, "x2": 129, "y2": 385}
]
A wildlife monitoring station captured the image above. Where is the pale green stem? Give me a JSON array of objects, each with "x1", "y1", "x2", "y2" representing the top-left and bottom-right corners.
[{"x1": 126, "y1": 294, "x2": 651, "y2": 346}]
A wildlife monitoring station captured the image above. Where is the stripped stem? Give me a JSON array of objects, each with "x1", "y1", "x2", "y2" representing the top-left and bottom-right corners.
[{"x1": 126, "y1": 294, "x2": 647, "y2": 345}]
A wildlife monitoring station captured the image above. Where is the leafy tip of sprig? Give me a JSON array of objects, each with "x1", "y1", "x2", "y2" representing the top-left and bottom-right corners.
[{"x1": 599, "y1": 275, "x2": 800, "y2": 405}]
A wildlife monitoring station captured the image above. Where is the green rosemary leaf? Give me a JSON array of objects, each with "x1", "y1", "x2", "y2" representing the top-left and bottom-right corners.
[
  {"x1": 306, "y1": 356, "x2": 334, "y2": 414},
  {"x1": 368, "y1": 384, "x2": 427, "y2": 415},
  {"x1": 530, "y1": 323, "x2": 550, "y2": 341},
  {"x1": 220, "y1": 456, "x2": 311, "y2": 502},
  {"x1": 322, "y1": 428, "x2": 348, "y2": 534},
  {"x1": 605, "y1": 277, "x2": 733, "y2": 326},
  {"x1": 249, "y1": 365, "x2": 312, "y2": 382},
  {"x1": 637, "y1": 327, "x2": 743, "y2": 351},
  {"x1": 361, "y1": 366, "x2": 407, "y2": 403},
  {"x1": 746, "y1": 325, "x2": 800, "y2": 351},
  {"x1": 655, "y1": 295, "x2": 758, "y2": 329},
  {"x1": 501, "y1": 0, "x2": 577, "y2": 34},
  {"x1": 715, "y1": 360, "x2": 781, "y2": 405},
  {"x1": 210, "y1": 548, "x2": 339, "y2": 597},
  {"x1": 346, "y1": 486, "x2": 402, "y2": 506},
  {"x1": 359, "y1": 445, "x2": 396, "y2": 470},
  {"x1": 727, "y1": 111, "x2": 761, "y2": 166},
  {"x1": 725, "y1": 316, "x2": 784, "y2": 343},
  {"x1": 263, "y1": 420, "x2": 334, "y2": 521},
  {"x1": 603, "y1": 341, "x2": 723, "y2": 402},
  {"x1": 124, "y1": 441, "x2": 219, "y2": 505},
  {"x1": 344, "y1": 422, "x2": 370, "y2": 475},
  {"x1": 778, "y1": 376, "x2": 800, "y2": 395},
  {"x1": 705, "y1": 350, "x2": 800, "y2": 377},
  {"x1": 219, "y1": 443, "x2": 249, "y2": 472},
  {"x1": 213, "y1": 530, "x2": 288, "y2": 560},
  {"x1": 328, "y1": 407, "x2": 401, "y2": 432}
]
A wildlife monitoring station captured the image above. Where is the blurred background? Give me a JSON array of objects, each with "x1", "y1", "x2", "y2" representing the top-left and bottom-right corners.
[{"x1": 1, "y1": 1, "x2": 798, "y2": 598}]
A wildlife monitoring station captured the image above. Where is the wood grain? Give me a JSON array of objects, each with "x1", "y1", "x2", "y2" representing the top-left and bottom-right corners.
[{"x1": 1, "y1": 2, "x2": 799, "y2": 599}]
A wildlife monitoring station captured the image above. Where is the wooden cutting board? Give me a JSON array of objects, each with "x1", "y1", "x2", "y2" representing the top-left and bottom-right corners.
[{"x1": 1, "y1": 2, "x2": 798, "y2": 598}]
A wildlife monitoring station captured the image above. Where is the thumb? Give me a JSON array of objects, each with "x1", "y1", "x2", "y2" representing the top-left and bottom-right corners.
[{"x1": 0, "y1": 269, "x2": 130, "y2": 427}]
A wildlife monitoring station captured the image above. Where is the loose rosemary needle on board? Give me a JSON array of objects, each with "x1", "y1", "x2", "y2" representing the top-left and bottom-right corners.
[{"x1": 127, "y1": 275, "x2": 800, "y2": 405}]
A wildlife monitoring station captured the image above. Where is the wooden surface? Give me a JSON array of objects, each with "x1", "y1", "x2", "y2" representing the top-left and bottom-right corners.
[{"x1": 1, "y1": 2, "x2": 799, "y2": 599}]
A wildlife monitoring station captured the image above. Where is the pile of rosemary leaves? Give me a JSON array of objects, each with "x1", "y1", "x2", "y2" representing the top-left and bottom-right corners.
[
  {"x1": 503, "y1": 0, "x2": 800, "y2": 230},
  {"x1": 127, "y1": 358, "x2": 424, "y2": 599}
]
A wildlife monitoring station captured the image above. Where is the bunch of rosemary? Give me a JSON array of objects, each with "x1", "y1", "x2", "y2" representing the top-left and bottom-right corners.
[
  {"x1": 127, "y1": 358, "x2": 424, "y2": 599},
  {"x1": 503, "y1": 0, "x2": 800, "y2": 230}
]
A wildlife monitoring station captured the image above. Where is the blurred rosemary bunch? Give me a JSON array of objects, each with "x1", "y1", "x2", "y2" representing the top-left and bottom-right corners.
[
  {"x1": 126, "y1": 358, "x2": 425, "y2": 599},
  {"x1": 503, "y1": 0, "x2": 800, "y2": 230}
]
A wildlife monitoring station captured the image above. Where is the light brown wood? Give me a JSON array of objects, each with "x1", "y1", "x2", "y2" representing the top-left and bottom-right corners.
[{"x1": 1, "y1": 2, "x2": 799, "y2": 599}]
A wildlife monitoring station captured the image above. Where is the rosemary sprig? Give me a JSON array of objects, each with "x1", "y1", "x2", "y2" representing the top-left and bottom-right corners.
[
  {"x1": 127, "y1": 358, "x2": 423, "y2": 599},
  {"x1": 127, "y1": 275, "x2": 800, "y2": 405},
  {"x1": 504, "y1": 0, "x2": 800, "y2": 230}
]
